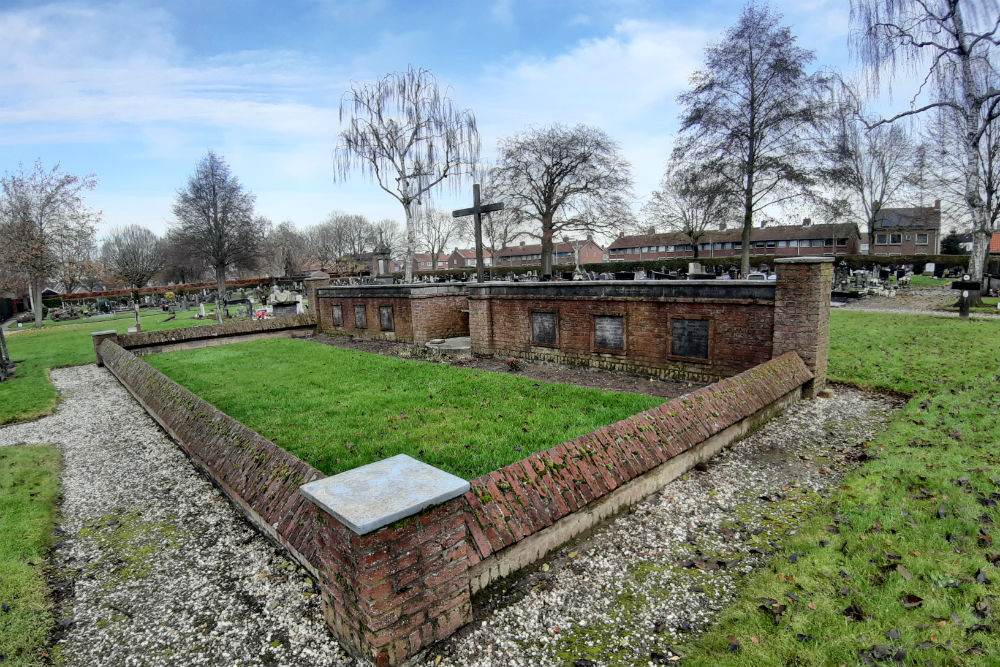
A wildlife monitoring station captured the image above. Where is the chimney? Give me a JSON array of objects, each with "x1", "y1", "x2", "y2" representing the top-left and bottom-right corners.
[
  {"x1": 760, "y1": 220, "x2": 766, "y2": 229},
  {"x1": 934, "y1": 199, "x2": 941, "y2": 209},
  {"x1": 519, "y1": 240, "x2": 526, "y2": 246},
  {"x1": 718, "y1": 222, "x2": 727, "y2": 231},
  {"x1": 802, "y1": 217, "x2": 811, "y2": 227},
  {"x1": 586, "y1": 233, "x2": 593, "y2": 242}
]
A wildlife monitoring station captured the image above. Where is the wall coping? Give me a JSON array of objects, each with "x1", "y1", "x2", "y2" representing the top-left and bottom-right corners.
[
  {"x1": 468, "y1": 280, "x2": 775, "y2": 300},
  {"x1": 317, "y1": 284, "x2": 469, "y2": 298},
  {"x1": 774, "y1": 256, "x2": 836, "y2": 264},
  {"x1": 90, "y1": 329, "x2": 117, "y2": 337},
  {"x1": 117, "y1": 314, "x2": 315, "y2": 349}
]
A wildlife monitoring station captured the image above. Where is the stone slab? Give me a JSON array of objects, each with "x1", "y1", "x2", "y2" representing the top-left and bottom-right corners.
[
  {"x1": 90, "y1": 329, "x2": 118, "y2": 337},
  {"x1": 299, "y1": 454, "x2": 470, "y2": 535}
]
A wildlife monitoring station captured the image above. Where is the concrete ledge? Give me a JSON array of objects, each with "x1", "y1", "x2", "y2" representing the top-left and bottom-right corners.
[
  {"x1": 317, "y1": 284, "x2": 469, "y2": 298},
  {"x1": 468, "y1": 281, "x2": 775, "y2": 300},
  {"x1": 117, "y1": 314, "x2": 316, "y2": 352}
]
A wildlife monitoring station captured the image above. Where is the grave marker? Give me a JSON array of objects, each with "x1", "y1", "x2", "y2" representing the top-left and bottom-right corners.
[
  {"x1": 452, "y1": 184, "x2": 503, "y2": 283},
  {"x1": 532, "y1": 312, "x2": 557, "y2": 345},
  {"x1": 594, "y1": 315, "x2": 624, "y2": 350},
  {"x1": 670, "y1": 318, "x2": 710, "y2": 359}
]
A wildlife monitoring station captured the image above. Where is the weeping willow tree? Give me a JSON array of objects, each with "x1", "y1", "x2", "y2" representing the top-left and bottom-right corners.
[{"x1": 334, "y1": 66, "x2": 480, "y2": 282}]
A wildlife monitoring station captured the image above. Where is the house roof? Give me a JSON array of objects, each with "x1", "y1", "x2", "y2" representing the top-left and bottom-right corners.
[
  {"x1": 608, "y1": 222, "x2": 860, "y2": 249},
  {"x1": 873, "y1": 206, "x2": 941, "y2": 230},
  {"x1": 413, "y1": 253, "x2": 448, "y2": 262},
  {"x1": 451, "y1": 248, "x2": 492, "y2": 259},
  {"x1": 991, "y1": 232, "x2": 1000, "y2": 253},
  {"x1": 496, "y1": 239, "x2": 600, "y2": 257}
]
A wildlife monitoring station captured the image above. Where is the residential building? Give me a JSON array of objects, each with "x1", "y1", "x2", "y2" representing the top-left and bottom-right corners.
[
  {"x1": 870, "y1": 201, "x2": 942, "y2": 255},
  {"x1": 607, "y1": 221, "x2": 861, "y2": 261},
  {"x1": 494, "y1": 238, "x2": 604, "y2": 267},
  {"x1": 447, "y1": 247, "x2": 493, "y2": 269}
]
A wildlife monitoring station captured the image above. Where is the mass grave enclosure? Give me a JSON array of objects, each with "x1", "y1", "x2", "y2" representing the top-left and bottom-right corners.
[{"x1": 92, "y1": 256, "x2": 832, "y2": 666}]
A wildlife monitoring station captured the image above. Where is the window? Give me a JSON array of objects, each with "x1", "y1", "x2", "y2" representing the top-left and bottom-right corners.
[
  {"x1": 594, "y1": 315, "x2": 624, "y2": 351},
  {"x1": 916, "y1": 233, "x2": 929, "y2": 245},
  {"x1": 890, "y1": 233, "x2": 902, "y2": 244},
  {"x1": 331, "y1": 305, "x2": 343, "y2": 327},
  {"x1": 788, "y1": 239, "x2": 798, "y2": 247},
  {"x1": 714, "y1": 242, "x2": 723, "y2": 250},
  {"x1": 777, "y1": 240, "x2": 787, "y2": 248},
  {"x1": 766, "y1": 240, "x2": 777, "y2": 248},
  {"x1": 734, "y1": 242, "x2": 742, "y2": 249},
  {"x1": 699, "y1": 243, "x2": 710, "y2": 251},
  {"x1": 824, "y1": 238, "x2": 834, "y2": 246},
  {"x1": 658, "y1": 245, "x2": 666, "y2": 252},
  {"x1": 811, "y1": 239, "x2": 824, "y2": 247},
  {"x1": 724, "y1": 242, "x2": 733, "y2": 249},
  {"x1": 755, "y1": 241, "x2": 766, "y2": 248},
  {"x1": 532, "y1": 312, "x2": 557, "y2": 346},
  {"x1": 876, "y1": 233, "x2": 888, "y2": 245},
  {"x1": 837, "y1": 238, "x2": 848, "y2": 246},
  {"x1": 379, "y1": 305, "x2": 394, "y2": 331},
  {"x1": 354, "y1": 305, "x2": 367, "y2": 328}
]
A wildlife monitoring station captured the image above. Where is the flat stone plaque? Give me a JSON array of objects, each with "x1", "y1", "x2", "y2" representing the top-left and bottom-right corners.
[
  {"x1": 331, "y1": 305, "x2": 343, "y2": 327},
  {"x1": 354, "y1": 305, "x2": 367, "y2": 328},
  {"x1": 380, "y1": 305, "x2": 394, "y2": 331},
  {"x1": 299, "y1": 454, "x2": 470, "y2": 535},
  {"x1": 532, "y1": 312, "x2": 557, "y2": 345},
  {"x1": 671, "y1": 318, "x2": 710, "y2": 359},
  {"x1": 594, "y1": 315, "x2": 624, "y2": 350}
]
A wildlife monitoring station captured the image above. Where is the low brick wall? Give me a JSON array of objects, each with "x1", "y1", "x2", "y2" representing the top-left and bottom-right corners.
[
  {"x1": 315, "y1": 284, "x2": 469, "y2": 346},
  {"x1": 98, "y1": 335, "x2": 813, "y2": 666}
]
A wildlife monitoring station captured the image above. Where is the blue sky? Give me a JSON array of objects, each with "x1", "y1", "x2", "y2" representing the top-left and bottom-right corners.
[{"x1": 0, "y1": 0, "x2": 859, "y2": 240}]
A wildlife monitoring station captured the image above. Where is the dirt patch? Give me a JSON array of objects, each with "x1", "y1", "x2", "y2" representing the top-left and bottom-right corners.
[{"x1": 311, "y1": 333, "x2": 703, "y2": 400}]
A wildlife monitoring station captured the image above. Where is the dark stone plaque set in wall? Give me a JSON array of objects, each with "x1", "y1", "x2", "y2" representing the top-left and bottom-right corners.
[
  {"x1": 332, "y1": 305, "x2": 343, "y2": 327},
  {"x1": 354, "y1": 305, "x2": 367, "y2": 328},
  {"x1": 532, "y1": 312, "x2": 557, "y2": 345},
  {"x1": 380, "y1": 306, "x2": 394, "y2": 331},
  {"x1": 670, "y1": 318, "x2": 710, "y2": 359},
  {"x1": 594, "y1": 315, "x2": 624, "y2": 350}
]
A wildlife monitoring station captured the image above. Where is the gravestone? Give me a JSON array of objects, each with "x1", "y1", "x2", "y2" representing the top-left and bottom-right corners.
[
  {"x1": 199, "y1": 303, "x2": 206, "y2": 318},
  {"x1": 380, "y1": 305, "x2": 394, "y2": 331},
  {"x1": 273, "y1": 302, "x2": 297, "y2": 318},
  {"x1": 331, "y1": 305, "x2": 343, "y2": 327},
  {"x1": 354, "y1": 305, "x2": 367, "y2": 328},
  {"x1": 671, "y1": 318, "x2": 710, "y2": 359},
  {"x1": 532, "y1": 312, "x2": 557, "y2": 345},
  {"x1": 594, "y1": 315, "x2": 624, "y2": 350}
]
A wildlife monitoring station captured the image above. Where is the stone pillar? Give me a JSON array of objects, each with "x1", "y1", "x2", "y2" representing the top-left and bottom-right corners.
[
  {"x1": 772, "y1": 257, "x2": 833, "y2": 398},
  {"x1": 304, "y1": 272, "x2": 331, "y2": 317},
  {"x1": 467, "y1": 289, "x2": 492, "y2": 355},
  {"x1": 300, "y1": 455, "x2": 474, "y2": 666},
  {"x1": 90, "y1": 330, "x2": 120, "y2": 367}
]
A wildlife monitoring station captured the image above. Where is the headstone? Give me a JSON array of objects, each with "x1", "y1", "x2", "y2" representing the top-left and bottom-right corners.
[
  {"x1": 354, "y1": 305, "x2": 367, "y2": 328},
  {"x1": 924, "y1": 262, "x2": 936, "y2": 276},
  {"x1": 273, "y1": 302, "x2": 297, "y2": 318},
  {"x1": 332, "y1": 305, "x2": 343, "y2": 327},
  {"x1": 594, "y1": 315, "x2": 624, "y2": 350},
  {"x1": 199, "y1": 303, "x2": 206, "y2": 318},
  {"x1": 531, "y1": 312, "x2": 557, "y2": 345},
  {"x1": 670, "y1": 318, "x2": 710, "y2": 359},
  {"x1": 688, "y1": 261, "x2": 703, "y2": 275},
  {"x1": 380, "y1": 305, "x2": 394, "y2": 331}
]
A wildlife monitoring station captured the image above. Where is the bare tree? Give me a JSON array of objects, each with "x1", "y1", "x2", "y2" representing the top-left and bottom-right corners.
[
  {"x1": 171, "y1": 151, "x2": 264, "y2": 323},
  {"x1": 851, "y1": 0, "x2": 1000, "y2": 293},
  {"x1": 160, "y1": 228, "x2": 209, "y2": 285},
  {"x1": 474, "y1": 180, "x2": 528, "y2": 259},
  {"x1": 491, "y1": 123, "x2": 633, "y2": 275},
  {"x1": 52, "y1": 223, "x2": 98, "y2": 294},
  {"x1": 817, "y1": 80, "x2": 918, "y2": 248},
  {"x1": 334, "y1": 66, "x2": 480, "y2": 282},
  {"x1": 101, "y1": 225, "x2": 164, "y2": 331},
  {"x1": 263, "y1": 220, "x2": 309, "y2": 276},
  {"x1": 644, "y1": 162, "x2": 734, "y2": 260},
  {"x1": 372, "y1": 218, "x2": 403, "y2": 259},
  {"x1": 0, "y1": 160, "x2": 99, "y2": 326},
  {"x1": 675, "y1": 1, "x2": 827, "y2": 274},
  {"x1": 416, "y1": 208, "x2": 462, "y2": 271}
]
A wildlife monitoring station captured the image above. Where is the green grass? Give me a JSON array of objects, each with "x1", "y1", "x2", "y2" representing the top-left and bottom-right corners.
[
  {"x1": 146, "y1": 338, "x2": 664, "y2": 479},
  {"x1": 683, "y1": 310, "x2": 1000, "y2": 665},
  {"x1": 0, "y1": 311, "x2": 219, "y2": 424},
  {"x1": 906, "y1": 274, "x2": 949, "y2": 289},
  {"x1": 935, "y1": 296, "x2": 1000, "y2": 314},
  {"x1": 0, "y1": 446, "x2": 61, "y2": 667}
]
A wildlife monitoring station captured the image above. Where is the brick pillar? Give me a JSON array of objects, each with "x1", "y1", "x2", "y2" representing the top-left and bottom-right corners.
[
  {"x1": 90, "y1": 330, "x2": 120, "y2": 366},
  {"x1": 304, "y1": 272, "x2": 331, "y2": 318},
  {"x1": 772, "y1": 257, "x2": 833, "y2": 398},
  {"x1": 467, "y1": 293, "x2": 492, "y2": 355},
  {"x1": 311, "y1": 498, "x2": 473, "y2": 666}
]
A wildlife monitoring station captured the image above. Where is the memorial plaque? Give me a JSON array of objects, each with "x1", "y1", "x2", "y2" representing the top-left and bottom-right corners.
[
  {"x1": 670, "y1": 318, "x2": 710, "y2": 359},
  {"x1": 380, "y1": 305, "x2": 394, "y2": 331},
  {"x1": 532, "y1": 312, "x2": 557, "y2": 345},
  {"x1": 354, "y1": 305, "x2": 367, "y2": 328},
  {"x1": 331, "y1": 305, "x2": 343, "y2": 327},
  {"x1": 594, "y1": 315, "x2": 624, "y2": 350}
]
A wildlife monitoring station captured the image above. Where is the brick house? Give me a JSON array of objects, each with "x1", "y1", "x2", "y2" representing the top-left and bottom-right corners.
[
  {"x1": 870, "y1": 201, "x2": 942, "y2": 255},
  {"x1": 393, "y1": 253, "x2": 449, "y2": 272},
  {"x1": 494, "y1": 238, "x2": 604, "y2": 267},
  {"x1": 447, "y1": 248, "x2": 493, "y2": 269},
  {"x1": 607, "y1": 221, "x2": 861, "y2": 261}
]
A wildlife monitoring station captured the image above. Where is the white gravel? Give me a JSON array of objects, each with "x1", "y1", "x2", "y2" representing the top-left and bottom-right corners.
[{"x1": 0, "y1": 364, "x2": 900, "y2": 667}]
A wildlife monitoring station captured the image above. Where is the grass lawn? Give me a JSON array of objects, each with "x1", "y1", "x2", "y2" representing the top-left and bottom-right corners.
[
  {"x1": 146, "y1": 338, "x2": 664, "y2": 479},
  {"x1": 907, "y1": 274, "x2": 951, "y2": 290},
  {"x1": 936, "y1": 295, "x2": 1000, "y2": 314},
  {"x1": 0, "y1": 446, "x2": 61, "y2": 667},
  {"x1": 0, "y1": 311, "x2": 219, "y2": 425},
  {"x1": 684, "y1": 310, "x2": 1000, "y2": 665}
]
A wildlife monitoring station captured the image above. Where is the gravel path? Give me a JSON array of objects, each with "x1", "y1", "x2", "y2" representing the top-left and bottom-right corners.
[
  {"x1": 837, "y1": 287, "x2": 1000, "y2": 318},
  {"x1": 0, "y1": 366, "x2": 900, "y2": 666}
]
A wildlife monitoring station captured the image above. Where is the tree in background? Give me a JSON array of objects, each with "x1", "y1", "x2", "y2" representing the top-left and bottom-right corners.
[
  {"x1": 0, "y1": 160, "x2": 99, "y2": 326},
  {"x1": 491, "y1": 123, "x2": 633, "y2": 276},
  {"x1": 160, "y1": 228, "x2": 209, "y2": 285},
  {"x1": 851, "y1": 0, "x2": 1000, "y2": 296},
  {"x1": 263, "y1": 220, "x2": 309, "y2": 277},
  {"x1": 644, "y1": 162, "x2": 734, "y2": 260},
  {"x1": 335, "y1": 66, "x2": 480, "y2": 282},
  {"x1": 473, "y1": 179, "x2": 528, "y2": 260},
  {"x1": 675, "y1": 1, "x2": 827, "y2": 274},
  {"x1": 941, "y1": 230, "x2": 968, "y2": 255},
  {"x1": 171, "y1": 151, "x2": 264, "y2": 323},
  {"x1": 416, "y1": 208, "x2": 463, "y2": 271},
  {"x1": 52, "y1": 223, "x2": 99, "y2": 294},
  {"x1": 817, "y1": 80, "x2": 918, "y2": 248},
  {"x1": 371, "y1": 218, "x2": 403, "y2": 260},
  {"x1": 101, "y1": 225, "x2": 164, "y2": 331}
]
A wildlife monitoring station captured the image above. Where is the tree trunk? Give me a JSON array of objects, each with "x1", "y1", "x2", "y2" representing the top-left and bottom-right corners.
[
  {"x1": 404, "y1": 201, "x2": 417, "y2": 283},
  {"x1": 540, "y1": 218, "x2": 555, "y2": 277},
  {"x1": 215, "y1": 265, "x2": 226, "y2": 323},
  {"x1": 133, "y1": 289, "x2": 142, "y2": 332},
  {"x1": 31, "y1": 280, "x2": 44, "y2": 328},
  {"x1": 741, "y1": 180, "x2": 753, "y2": 276}
]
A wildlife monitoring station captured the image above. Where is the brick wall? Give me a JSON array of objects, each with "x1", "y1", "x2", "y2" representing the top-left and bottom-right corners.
[
  {"x1": 316, "y1": 285, "x2": 469, "y2": 346},
  {"x1": 772, "y1": 257, "x2": 833, "y2": 397},
  {"x1": 469, "y1": 282, "x2": 775, "y2": 382}
]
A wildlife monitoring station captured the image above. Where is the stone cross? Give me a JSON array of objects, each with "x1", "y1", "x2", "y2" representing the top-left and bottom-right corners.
[{"x1": 452, "y1": 183, "x2": 503, "y2": 283}]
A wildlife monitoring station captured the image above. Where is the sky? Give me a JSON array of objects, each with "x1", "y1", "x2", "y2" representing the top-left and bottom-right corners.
[{"x1": 0, "y1": 0, "x2": 864, "y2": 242}]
